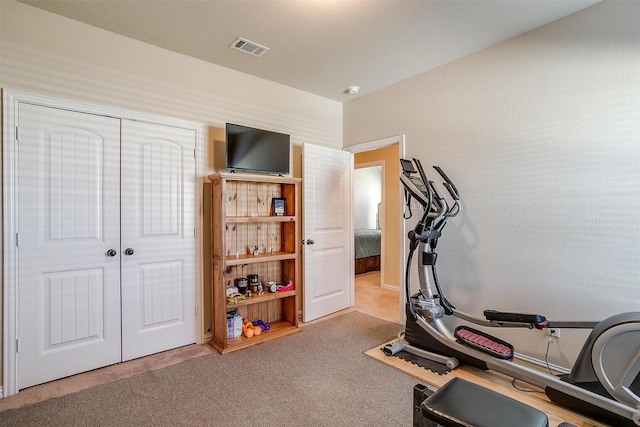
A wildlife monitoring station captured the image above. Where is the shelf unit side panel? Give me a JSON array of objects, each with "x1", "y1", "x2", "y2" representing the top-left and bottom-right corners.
[
  {"x1": 212, "y1": 180, "x2": 225, "y2": 261},
  {"x1": 212, "y1": 263, "x2": 228, "y2": 347},
  {"x1": 281, "y1": 183, "x2": 296, "y2": 216},
  {"x1": 281, "y1": 222, "x2": 297, "y2": 254},
  {"x1": 292, "y1": 182, "x2": 300, "y2": 297},
  {"x1": 281, "y1": 296, "x2": 297, "y2": 326},
  {"x1": 282, "y1": 259, "x2": 297, "y2": 288}
]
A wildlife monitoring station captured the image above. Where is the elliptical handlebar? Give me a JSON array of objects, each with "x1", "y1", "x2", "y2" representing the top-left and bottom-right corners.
[
  {"x1": 433, "y1": 165, "x2": 460, "y2": 219},
  {"x1": 411, "y1": 159, "x2": 460, "y2": 241},
  {"x1": 433, "y1": 165, "x2": 459, "y2": 200}
]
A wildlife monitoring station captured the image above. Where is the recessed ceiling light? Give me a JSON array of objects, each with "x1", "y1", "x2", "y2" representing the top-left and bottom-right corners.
[
  {"x1": 229, "y1": 37, "x2": 270, "y2": 57},
  {"x1": 346, "y1": 86, "x2": 360, "y2": 94}
]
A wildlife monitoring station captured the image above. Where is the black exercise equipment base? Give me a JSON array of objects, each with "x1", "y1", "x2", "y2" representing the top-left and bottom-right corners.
[{"x1": 405, "y1": 304, "x2": 489, "y2": 371}]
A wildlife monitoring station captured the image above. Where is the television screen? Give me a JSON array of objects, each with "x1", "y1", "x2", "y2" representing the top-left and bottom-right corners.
[{"x1": 225, "y1": 123, "x2": 291, "y2": 175}]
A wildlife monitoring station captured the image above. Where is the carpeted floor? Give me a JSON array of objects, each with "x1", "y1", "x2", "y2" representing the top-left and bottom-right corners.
[{"x1": 0, "y1": 311, "x2": 414, "y2": 426}]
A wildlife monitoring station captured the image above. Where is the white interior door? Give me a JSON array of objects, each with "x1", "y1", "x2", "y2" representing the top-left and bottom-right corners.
[
  {"x1": 17, "y1": 103, "x2": 122, "y2": 389},
  {"x1": 302, "y1": 143, "x2": 353, "y2": 322},
  {"x1": 120, "y1": 120, "x2": 196, "y2": 361}
]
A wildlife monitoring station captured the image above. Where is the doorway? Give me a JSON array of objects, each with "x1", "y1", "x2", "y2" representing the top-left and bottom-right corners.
[
  {"x1": 353, "y1": 163, "x2": 395, "y2": 321},
  {"x1": 346, "y1": 136, "x2": 404, "y2": 323}
]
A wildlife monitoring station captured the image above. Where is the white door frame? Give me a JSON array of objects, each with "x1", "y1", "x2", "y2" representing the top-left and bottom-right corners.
[
  {"x1": 343, "y1": 135, "x2": 406, "y2": 322},
  {"x1": 2, "y1": 89, "x2": 204, "y2": 397}
]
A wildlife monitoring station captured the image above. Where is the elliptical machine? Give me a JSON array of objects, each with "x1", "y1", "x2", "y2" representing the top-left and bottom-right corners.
[{"x1": 399, "y1": 158, "x2": 640, "y2": 426}]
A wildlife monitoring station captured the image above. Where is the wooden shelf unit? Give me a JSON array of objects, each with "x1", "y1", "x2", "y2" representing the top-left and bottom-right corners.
[{"x1": 208, "y1": 172, "x2": 301, "y2": 354}]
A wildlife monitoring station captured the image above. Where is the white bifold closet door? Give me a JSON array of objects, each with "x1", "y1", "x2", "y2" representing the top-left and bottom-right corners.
[
  {"x1": 17, "y1": 103, "x2": 196, "y2": 390},
  {"x1": 120, "y1": 119, "x2": 196, "y2": 361}
]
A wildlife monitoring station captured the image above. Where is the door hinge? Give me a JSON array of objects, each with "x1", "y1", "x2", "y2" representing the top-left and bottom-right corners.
[
  {"x1": 16, "y1": 338, "x2": 19, "y2": 352},
  {"x1": 194, "y1": 149, "x2": 196, "y2": 159},
  {"x1": 194, "y1": 305, "x2": 198, "y2": 317},
  {"x1": 194, "y1": 227, "x2": 197, "y2": 238},
  {"x1": 15, "y1": 232, "x2": 19, "y2": 247},
  {"x1": 15, "y1": 126, "x2": 20, "y2": 141}
]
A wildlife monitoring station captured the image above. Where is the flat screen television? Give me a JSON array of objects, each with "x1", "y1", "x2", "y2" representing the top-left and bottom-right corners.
[{"x1": 225, "y1": 123, "x2": 291, "y2": 176}]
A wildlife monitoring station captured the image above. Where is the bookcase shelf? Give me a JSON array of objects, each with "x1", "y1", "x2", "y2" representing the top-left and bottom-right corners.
[
  {"x1": 223, "y1": 252, "x2": 296, "y2": 266},
  {"x1": 208, "y1": 172, "x2": 301, "y2": 354}
]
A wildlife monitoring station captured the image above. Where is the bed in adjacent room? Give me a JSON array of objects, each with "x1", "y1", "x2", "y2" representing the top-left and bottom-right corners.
[{"x1": 354, "y1": 228, "x2": 381, "y2": 274}]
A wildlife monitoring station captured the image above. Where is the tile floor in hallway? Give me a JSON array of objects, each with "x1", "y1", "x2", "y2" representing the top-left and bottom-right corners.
[{"x1": 354, "y1": 271, "x2": 400, "y2": 324}]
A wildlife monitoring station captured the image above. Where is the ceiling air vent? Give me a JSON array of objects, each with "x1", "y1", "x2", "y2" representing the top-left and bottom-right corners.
[{"x1": 229, "y1": 37, "x2": 270, "y2": 58}]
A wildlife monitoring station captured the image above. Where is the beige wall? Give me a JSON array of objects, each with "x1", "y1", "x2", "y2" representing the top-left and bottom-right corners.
[
  {"x1": 0, "y1": 0, "x2": 341, "y2": 375},
  {"x1": 0, "y1": 1, "x2": 342, "y2": 156},
  {"x1": 3, "y1": 0, "x2": 639, "y2": 378},
  {"x1": 354, "y1": 145, "x2": 401, "y2": 290},
  {"x1": 344, "y1": 1, "x2": 640, "y2": 367}
]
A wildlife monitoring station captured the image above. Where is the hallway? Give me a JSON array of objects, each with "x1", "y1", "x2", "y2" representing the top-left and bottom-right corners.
[{"x1": 355, "y1": 271, "x2": 400, "y2": 323}]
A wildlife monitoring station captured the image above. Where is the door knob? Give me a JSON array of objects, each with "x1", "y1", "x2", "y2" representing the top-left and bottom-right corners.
[
  {"x1": 306, "y1": 239, "x2": 314, "y2": 245},
  {"x1": 106, "y1": 249, "x2": 117, "y2": 257},
  {"x1": 124, "y1": 248, "x2": 135, "y2": 256}
]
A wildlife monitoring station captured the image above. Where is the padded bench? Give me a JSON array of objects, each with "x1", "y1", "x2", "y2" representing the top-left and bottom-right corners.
[{"x1": 414, "y1": 377, "x2": 549, "y2": 427}]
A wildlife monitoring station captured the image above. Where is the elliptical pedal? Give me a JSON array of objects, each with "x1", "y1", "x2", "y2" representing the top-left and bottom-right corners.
[{"x1": 455, "y1": 326, "x2": 514, "y2": 360}]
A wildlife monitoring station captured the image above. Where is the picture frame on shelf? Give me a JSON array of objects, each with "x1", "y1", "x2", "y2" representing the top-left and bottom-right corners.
[{"x1": 272, "y1": 198, "x2": 286, "y2": 216}]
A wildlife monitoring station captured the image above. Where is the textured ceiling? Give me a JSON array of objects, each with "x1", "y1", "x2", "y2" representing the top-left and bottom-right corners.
[{"x1": 18, "y1": 0, "x2": 600, "y2": 102}]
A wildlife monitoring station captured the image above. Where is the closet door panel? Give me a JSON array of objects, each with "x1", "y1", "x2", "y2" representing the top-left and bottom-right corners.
[
  {"x1": 120, "y1": 120, "x2": 196, "y2": 361},
  {"x1": 17, "y1": 103, "x2": 122, "y2": 389}
]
